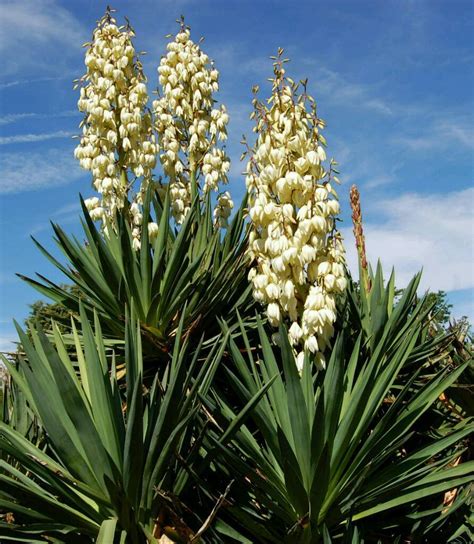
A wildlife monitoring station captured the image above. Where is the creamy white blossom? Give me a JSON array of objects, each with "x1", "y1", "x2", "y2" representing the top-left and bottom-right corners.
[
  {"x1": 246, "y1": 51, "x2": 347, "y2": 371},
  {"x1": 153, "y1": 20, "x2": 231, "y2": 225},
  {"x1": 75, "y1": 9, "x2": 157, "y2": 231},
  {"x1": 213, "y1": 191, "x2": 234, "y2": 229},
  {"x1": 148, "y1": 221, "x2": 159, "y2": 242}
]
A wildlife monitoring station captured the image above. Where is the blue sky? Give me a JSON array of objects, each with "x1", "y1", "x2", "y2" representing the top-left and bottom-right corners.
[{"x1": 0, "y1": 0, "x2": 473, "y2": 350}]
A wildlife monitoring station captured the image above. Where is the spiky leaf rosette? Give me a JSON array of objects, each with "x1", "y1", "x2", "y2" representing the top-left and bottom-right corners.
[
  {"x1": 203, "y1": 270, "x2": 473, "y2": 542},
  {"x1": 19, "y1": 188, "x2": 254, "y2": 365},
  {"x1": 0, "y1": 306, "x2": 233, "y2": 542}
]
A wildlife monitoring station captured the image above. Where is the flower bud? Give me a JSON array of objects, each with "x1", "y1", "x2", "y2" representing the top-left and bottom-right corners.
[
  {"x1": 289, "y1": 321, "x2": 303, "y2": 344},
  {"x1": 267, "y1": 302, "x2": 281, "y2": 326}
]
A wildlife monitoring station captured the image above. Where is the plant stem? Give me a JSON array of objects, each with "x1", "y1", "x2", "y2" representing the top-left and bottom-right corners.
[{"x1": 350, "y1": 185, "x2": 371, "y2": 295}]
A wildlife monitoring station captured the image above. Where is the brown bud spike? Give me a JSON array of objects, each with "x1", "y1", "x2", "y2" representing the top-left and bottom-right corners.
[{"x1": 350, "y1": 185, "x2": 371, "y2": 293}]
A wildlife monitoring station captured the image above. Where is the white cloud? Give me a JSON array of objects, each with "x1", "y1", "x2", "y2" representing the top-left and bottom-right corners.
[
  {"x1": 0, "y1": 0, "x2": 85, "y2": 76},
  {"x1": 302, "y1": 66, "x2": 394, "y2": 116},
  {"x1": 0, "y1": 130, "x2": 75, "y2": 145},
  {"x1": 343, "y1": 187, "x2": 474, "y2": 293},
  {"x1": 0, "y1": 113, "x2": 38, "y2": 125},
  {"x1": 0, "y1": 79, "x2": 23, "y2": 90},
  {"x1": 212, "y1": 48, "x2": 395, "y2": 118},
  {"x1": 440, "y1": 121, "x2": 474, "y2": 149},
  {"x1": 0, "y1": 148, "x2": 84, "y2": 194},
  {"x1": 362, "y1": 174, "x2": 396, "y2": 190},
  {"x1": 329, "y1": 136, "x2": 403, "y2": 192},
  {"x1": 0, "y1": 74, "x2": 74, "y2": 90},
  {"x1": 0, "y1": 110, "x2": 77, "y2": 126},
  {"x1": 394, "y1": 119, "x2": 474, "y2": 151},
  {"x1": 51, "y1": 202, "x2": 81, "y2": 216},
  {"x1": 0, "y1": 335, "x2": 18, "y2": 353}
]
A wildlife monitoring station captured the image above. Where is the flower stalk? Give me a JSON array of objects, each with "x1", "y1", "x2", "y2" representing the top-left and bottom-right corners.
[{"x1": 350, "y1": 184, "x2": 371, "y2": 294}]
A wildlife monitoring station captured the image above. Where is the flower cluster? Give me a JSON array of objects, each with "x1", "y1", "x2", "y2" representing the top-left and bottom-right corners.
[
  {"x1": 213, "y1": 191, "x2": 234, "y2": 229},
  {"x1": 153, "y1": 21, "x2": 230, "y2": 224},
  {"x1": 84, "y1": 196, "x2": 103, "y2": 221},
  {"x1": 74, "y1": 10, "x2": 157, "y2": 219},
  {"x1": 128, "y1": 199, "x2": 159, "y2": 250},
  {"x1": 129, "y1": 200, "x2": 143, "y2": 250},
  {"x1": 246, "y1": 52, "x2": 347, "y2": 371}
]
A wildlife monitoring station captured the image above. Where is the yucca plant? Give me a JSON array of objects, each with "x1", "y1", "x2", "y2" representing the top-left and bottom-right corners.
[
  {"x1": 19, "y1": 190, "x2": 254, "y2": 363},
  {"x1": 0, "y1": 304, "x2": 239, "y2": 543},
  {"x1": 17, "y1": 9, "x2": 256, "y2": 364},
  {"x1": 347, "y1": 188, "x2": 473, "y2": 543},
  {"x1": 3, "y1": 270, "x2": 471, "y2": 543},
  {"x1": 202, "y1": 270, "x2": 473, "y2": 542},
  {"x1": 2, "y1": 7, "x2": 473, "y2": 543}
]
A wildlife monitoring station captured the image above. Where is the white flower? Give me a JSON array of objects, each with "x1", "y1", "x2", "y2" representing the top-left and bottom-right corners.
[
  {"x1": 324, "y1": 274, "x2": 336, "y2": 291},
  {"x1": 132, "y1": 237, "x2": 141, "y2": 251},
  {"x1": 84, "y1": 197, "x2": 100, "y2": 211},
  {"x1": 304, "y1": 335, "x2": 319, "y2": 353},
  {"x1": 213, "y1": 191, "x2": 234, "y2": 229},
  {"x1": 296, "y1": 351, "x2": 305, "y2": 373},
  {"x1": 336, "y1": 277, "x2": 347, "y2": 292},
  {"x1": 89, "y1": 207, "x2": 104, "y2": 221},
  {"x1": 317, "y1": 261, "x2": 331, "y2": 276},
  {"x1": 283, "y1": 279, "x2": 295, "y2": 299},
  {"x1": 148, "y1": 222, "x2": 159, "y2": 241},
  {"x1": 267, "y1": 302, "x2": 281, "y2": 326},
  {"x1": 265, "y1": 283, "x2": 279, "y2": 299},
  {"x1": 315, "y1": 352, "x2": 326, "y2": 371},
  {"x1": 289, "y1": 321, "x2": 303, "y2": 344}
]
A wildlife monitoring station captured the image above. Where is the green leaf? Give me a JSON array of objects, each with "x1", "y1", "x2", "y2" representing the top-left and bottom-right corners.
[{"x1": 97, "y1": 518, "x2": 118, "y2": 543}]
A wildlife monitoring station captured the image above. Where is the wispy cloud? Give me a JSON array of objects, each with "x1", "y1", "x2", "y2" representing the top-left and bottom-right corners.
[
  {"x1": 300, "y1": 65, "x2": 394, "y2": 116},
  {"x1": 395, "y1": 119, "x2": 474, "y2": 151},
  {"x1": 0, "y1": 130, "x2": 75, "y2": 145},
  {"x1": 52, "y1": 202, "x2": 81, "y2": 216},
  {"x1": 343, "y1": 187, "x2": 474, "y2": 293},
  {"x1": 0, "y1": 148, "x2": 84, "y2": 194},
  {"x1": 0, "y1": 80, "x2": 23, "y2": 90},
  {"x1": 28, "y1": 201, "x2": 82, "y2": 235},
  {"x1": 0, "y1": 74, "x2": 76, "y2": 90},
  {"x1": 0, "y1": 0, "x2": 86, "y2": 77},
  {"x1": 0, "y1": 113, "x2": 38, "y2": 125},
  {"x1": 0, "y1": 110, "x2": 77, "y2": 126},
  {"x1": 362, "y1": 174, "x2": 396, "y2": 190},
  {"x1": 329, "y1": 136, "x2": 404, "y2": 191},
  {"x1": 207, "y1": 44, "x2": 395, "y2": 118}
]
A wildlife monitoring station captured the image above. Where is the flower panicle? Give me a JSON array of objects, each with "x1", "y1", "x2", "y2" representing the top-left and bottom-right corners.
[
  {"x1": 246, "y1": 52, "x2": 347, "y2": 372},
  {"x1": 75, "y1": 9, "x2": 157, "y2": 245},
  {"x1": 153, "y1": 20, "x2": 231, "y2": 225}
]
